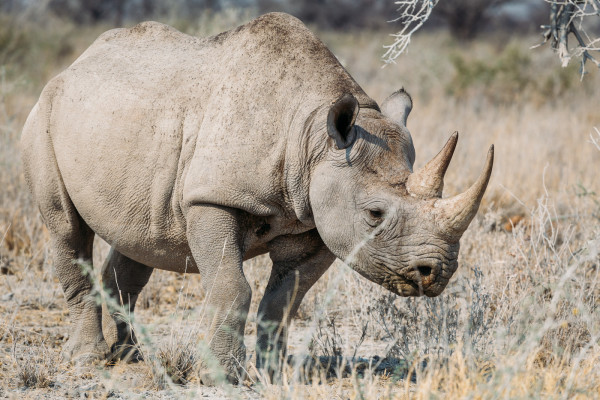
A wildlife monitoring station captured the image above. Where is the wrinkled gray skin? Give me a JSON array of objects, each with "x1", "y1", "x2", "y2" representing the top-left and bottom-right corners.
[{"x1": 21, "y1": 13, "x2": 493, "y2": 384}]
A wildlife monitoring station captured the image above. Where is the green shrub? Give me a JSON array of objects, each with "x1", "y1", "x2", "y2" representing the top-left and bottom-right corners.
[
  {"x1": 0, "y1": 16, "x2": 30, "y2": 67},
  {"x1": 447, "y1": 44, "x2": 581, "y2": 105},
  {"x1": 0, "y1": 13, "x2": 76, "y2": 87}
]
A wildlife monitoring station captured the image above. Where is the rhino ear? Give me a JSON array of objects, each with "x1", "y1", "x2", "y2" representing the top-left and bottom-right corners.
[
  {"x1": 381, "y1": 88, "x2": 412, "y2": 127},
  {"x1": 327, "y1": 93, "x2": 359, "y2": 149}
]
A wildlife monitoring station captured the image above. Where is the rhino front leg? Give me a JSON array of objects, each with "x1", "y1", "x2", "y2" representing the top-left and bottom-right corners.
[
  {"x1": 101, "y1": 248, "x2": 153, "y2": 362},
  {"x1": 256, "y1": 230, "x2": 335, "y2": 380},
  {"x1": 186, "y1": 205, "x2": 251, "y2": 385}
]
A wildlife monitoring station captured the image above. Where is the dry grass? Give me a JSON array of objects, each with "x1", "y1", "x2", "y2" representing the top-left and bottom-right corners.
[
  {"x1": 1, "y1": 7, "x2": 599, "y2": 399},
  {"x1": 9, "y1": 330, "x2": 56, "y2": 389}
]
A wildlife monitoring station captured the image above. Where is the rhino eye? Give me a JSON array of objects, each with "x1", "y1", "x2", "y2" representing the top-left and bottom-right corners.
[
  {"x1": 366, "y1": 209, "x2": 385, "y2": 226},
  {"x1": 369, "y1": 209, "x2": 383, "y2": 219}
]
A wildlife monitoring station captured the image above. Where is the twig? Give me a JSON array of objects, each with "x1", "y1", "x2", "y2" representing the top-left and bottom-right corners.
[
  {"x1": 536, "y1": 0, "x2": 600, "y2": 77},
  {"x1": 570, "y1": 24, "x2": 600, "y2": 75},
  {"x1": 383, "y1": 0, "x2": 440, "y2": 64}
]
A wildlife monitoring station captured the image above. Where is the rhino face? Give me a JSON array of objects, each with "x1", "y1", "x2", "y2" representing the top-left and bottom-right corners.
[{"x1": 309, "y1": 91, "x2": 493, "y2": 297}]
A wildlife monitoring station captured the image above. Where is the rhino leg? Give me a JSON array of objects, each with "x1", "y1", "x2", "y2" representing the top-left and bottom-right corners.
[
  {"x1": 22, "y1": 113, "x2": 109, "y2": 363},
  {"x1": 256, "y1": 230, "x2": 335, "y2": 380},
  {"x1": 101, "y1": 248, "x2": 153, "y2": 362},
  {"x1": 52, "y1": 224, "x2": 110, "y2": 364},
  {"x1": 186, "y1": 205, "x2": 251, "y2": 385}
]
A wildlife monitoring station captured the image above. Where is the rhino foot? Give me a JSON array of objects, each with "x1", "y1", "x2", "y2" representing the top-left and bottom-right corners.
[
  {"x1": 198, "y1": 367, "x2": 241, "y2": 386},
  {"x1": 197, "y1": 348, "x2": 247, "y2": 386},
  {"x1": 62, "y1": 334, "x2": 111, "y2": 365},
  {"x1": 108, "y1": 342, "x2": 144, "y2": 364}
]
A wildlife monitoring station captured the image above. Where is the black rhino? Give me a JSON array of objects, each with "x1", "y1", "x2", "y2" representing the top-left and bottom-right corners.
[{"x1": 21, "y1": 12, "x2": 493, "y2": 383}]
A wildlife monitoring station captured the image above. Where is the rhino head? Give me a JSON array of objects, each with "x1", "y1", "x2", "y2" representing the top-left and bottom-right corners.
[{"x1": 309, "y1": 90, "x2": 493, "y2": 297}]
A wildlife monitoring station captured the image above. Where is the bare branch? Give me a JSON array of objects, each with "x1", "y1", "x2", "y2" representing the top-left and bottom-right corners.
[
  {"x1": 386, "y1": 0, "x2": 600, "y2": 76},
  {"x1": 383, "y1": 0, "x2": 440, "y2": 64},
  {"x1": 536, "y1": 0, "x2": 600, "y2": 77}
]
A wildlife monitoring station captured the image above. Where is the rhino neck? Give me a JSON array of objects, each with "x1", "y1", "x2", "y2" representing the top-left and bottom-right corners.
[
  {"x1": 282, "y1": 104, "x2": 328, "y2": 227},
  {"x1": 283, "y1": 96, "x2": 381, "y2": 227}
]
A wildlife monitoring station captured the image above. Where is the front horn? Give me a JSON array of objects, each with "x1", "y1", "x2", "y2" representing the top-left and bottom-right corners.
[
  {"x1": 434, "y1": 145, "x2": 494, "y2": 239},
  {"x1": 406, "y1": 132, "x2": 458, "y2": 198}
]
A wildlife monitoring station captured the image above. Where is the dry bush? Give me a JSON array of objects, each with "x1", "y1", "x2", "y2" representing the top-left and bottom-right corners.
[
  {"x1": 293, "y1": 190, "x2": 600, "y2": 397},
  {"x1": 11, "y1": 338, "x2": 56, "y2": 389},
  {"x1": 141, "y1": 277, "x2": 210, "y2": 388},
  {"x1": 447, "y1": 44, "x2": 583, "y2": 104},
  {"x1": 145, "y1": 334, "x2": 199, "y2": 389},
  {"x1": 137, "y1": 271, "x2": 167, "y2": 314},
  {"x1": 310, "y1": 315, "x2": 344, "y2": 359},
  {"x1": 370, "y1": 265, "x2": 492, "y2": 364}
]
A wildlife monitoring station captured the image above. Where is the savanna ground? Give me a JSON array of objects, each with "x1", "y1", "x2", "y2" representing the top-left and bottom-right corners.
[{"x1": 1, "y1": 7, "x2": 600, "y2": 399}]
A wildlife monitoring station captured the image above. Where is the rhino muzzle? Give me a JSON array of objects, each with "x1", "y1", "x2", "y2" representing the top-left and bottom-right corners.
[
  {"x1": 385, "y1": 257, "x2": 457, "y2": 297},
  {"x1": 373, "y1": 132, "x2": 493, "y2": 298}
]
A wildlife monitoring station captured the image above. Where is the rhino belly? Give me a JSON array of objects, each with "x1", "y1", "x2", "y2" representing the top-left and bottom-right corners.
[{"x1": 66, "y1": 157, "x2": 194, "y2": 272}]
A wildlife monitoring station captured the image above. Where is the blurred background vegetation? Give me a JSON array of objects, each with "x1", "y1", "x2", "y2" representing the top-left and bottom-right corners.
[
  {"x1": 0, "y1": 0, "x2": 549, "y2": 31},
  {"x1": 1, "y1": 0, "x2": 597, "y2": 104}
]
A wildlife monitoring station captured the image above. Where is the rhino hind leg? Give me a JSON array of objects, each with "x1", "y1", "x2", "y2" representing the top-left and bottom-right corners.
[
  {"x1": 101, "y1": 248, "x2": 153, "y2": 362},
  {"x1": 256, "y1": 230, "x2": 335, "y2": 381},
  {"x1": 51, "y1": 219, "x2": 110, "y2": 364},
  {"x1": 22, "y1": 96, "x2": 110, "y2": 363}
]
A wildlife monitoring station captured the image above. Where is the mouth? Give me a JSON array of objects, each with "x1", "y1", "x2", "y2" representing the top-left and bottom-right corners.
[
  {"x1": 392, "y1": 277, "x2": 443, "y2": 297},
  {"x1": 382, "y1": 262, "x2": 448, "y2": 297},
  {"x1": 381, "y1": 275, "x2": 426, "y2": 297}
]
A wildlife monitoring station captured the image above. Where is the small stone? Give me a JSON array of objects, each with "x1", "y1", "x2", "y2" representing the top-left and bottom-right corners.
[
  {"x1": 80, "y1": 383, "x2": 98, "y2": 391},
  {"x1": 0, "y1": 256, "x2": 14, "y2": 275},
  {"x1": 1, "y1": 293, "x2": 14, "y2": 301}
]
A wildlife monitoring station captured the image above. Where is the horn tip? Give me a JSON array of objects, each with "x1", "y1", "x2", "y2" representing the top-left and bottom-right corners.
[
  {"x1": 445, "y1": 132, "x2": 458, "y2": 149},
  {"x1": 485, "y1": 145, "x2": 495, "y2": 173}
]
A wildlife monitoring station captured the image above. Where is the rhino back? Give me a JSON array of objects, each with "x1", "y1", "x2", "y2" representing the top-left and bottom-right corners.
[{"x1": 29, "y1": 13, "x2": 373, "y2": 269}]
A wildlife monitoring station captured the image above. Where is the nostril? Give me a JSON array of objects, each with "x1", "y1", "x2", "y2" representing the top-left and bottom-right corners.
[{"x1": 417, "y1": 266, "x2": 432, "y2": 277}]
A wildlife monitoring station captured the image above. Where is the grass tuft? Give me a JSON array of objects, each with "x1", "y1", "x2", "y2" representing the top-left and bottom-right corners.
[
  {"x1": 12, "y1": 340, "x2": 55, "y2": 389},
  {"x1": 150, "y1": 336, "x2": 199, "y2": 388}
]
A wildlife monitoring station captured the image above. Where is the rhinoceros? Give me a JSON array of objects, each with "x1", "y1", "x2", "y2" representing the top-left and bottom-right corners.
[{"x1": 21, "y1": 12, "x2": 493, "y2": 383}]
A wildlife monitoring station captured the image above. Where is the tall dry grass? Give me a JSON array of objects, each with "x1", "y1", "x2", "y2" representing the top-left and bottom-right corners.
[{"x1": 1, "y1": 7, "x2": 599, "y2": 399}]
